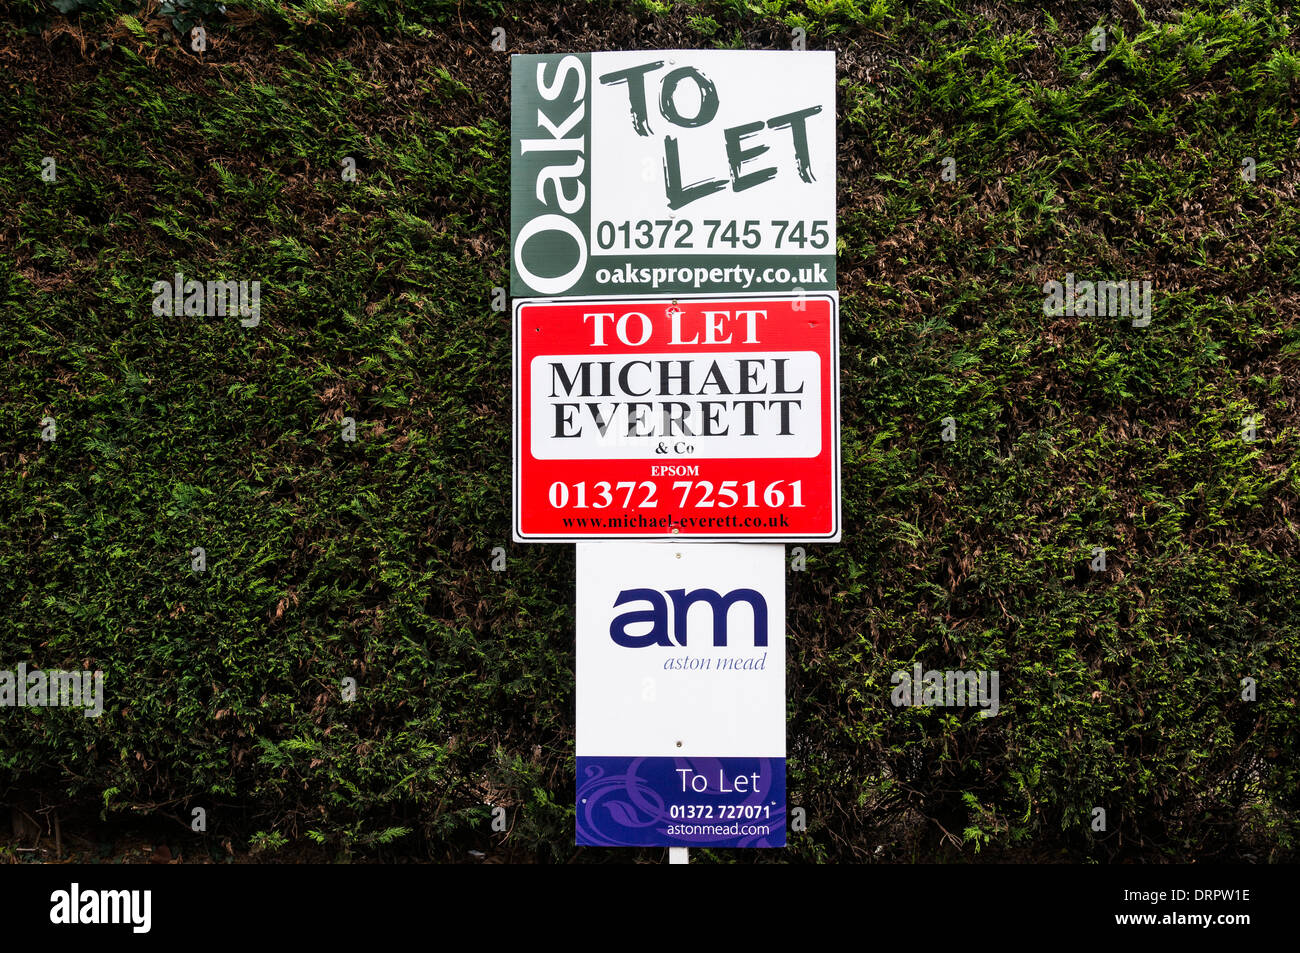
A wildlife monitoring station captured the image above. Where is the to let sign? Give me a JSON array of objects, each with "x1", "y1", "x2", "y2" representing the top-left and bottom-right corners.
[
  {"x1": 513, "y1": 293, "x2": 840, "y2": 541},
  {"x1": 575, "y1": 542, "x2": 786, "y2": 848},
  {"x1": 511, "y1": 51, "x2": 835, "y2": 298}
]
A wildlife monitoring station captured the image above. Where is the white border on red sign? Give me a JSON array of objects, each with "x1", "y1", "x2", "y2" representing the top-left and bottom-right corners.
[{"x1": 512, "y1": 292, "x2": 840, "y2": 543}]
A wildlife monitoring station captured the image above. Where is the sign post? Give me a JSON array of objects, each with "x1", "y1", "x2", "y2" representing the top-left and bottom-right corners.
[{"x1": 510, "y1": 48, "x2": 837, "y2": 860}]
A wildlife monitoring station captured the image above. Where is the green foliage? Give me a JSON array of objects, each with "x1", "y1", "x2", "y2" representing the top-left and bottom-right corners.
[
  {"x1": 2, "y1": 0, "x2": 1297, "y2": 863},
  {"x1": 156, "y1": 0, "x2": 228, "y2": 36}
]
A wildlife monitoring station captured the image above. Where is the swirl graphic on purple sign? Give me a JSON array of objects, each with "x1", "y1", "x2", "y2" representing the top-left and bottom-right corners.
[{"x1": 576, "y1": 756, "x2": 786, "y2": 847}]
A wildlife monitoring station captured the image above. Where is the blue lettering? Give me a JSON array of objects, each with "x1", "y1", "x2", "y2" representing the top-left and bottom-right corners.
[
  {"x1": 609, "y1": 588, "x2": 673, "y2": 647},
  {"x1": 610, "y1": 587, "x2": 768, "y2": 647}
]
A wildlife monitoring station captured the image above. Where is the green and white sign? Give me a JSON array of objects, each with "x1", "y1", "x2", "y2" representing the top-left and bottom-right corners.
[{"x1": 511, "y1": 51, "x2": 836, "y2": 298}]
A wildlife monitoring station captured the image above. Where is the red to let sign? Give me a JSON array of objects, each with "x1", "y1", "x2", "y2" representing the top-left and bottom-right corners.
[{"x1": 513, "y1": 293, "x2": 839, "y2": 541}]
